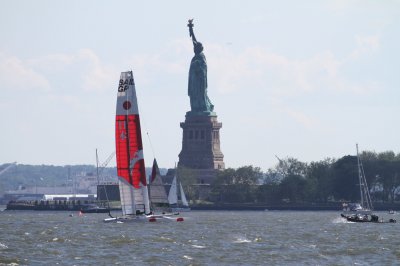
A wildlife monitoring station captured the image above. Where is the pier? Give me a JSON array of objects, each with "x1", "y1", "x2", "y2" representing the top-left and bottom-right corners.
[{"x1": 5, "y1": 200, "x2": 120, "y2": 211}]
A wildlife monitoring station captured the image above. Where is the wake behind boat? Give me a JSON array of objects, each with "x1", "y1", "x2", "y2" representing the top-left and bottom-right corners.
[{"x1": 105, "y1": 70, "x2": 184, "y2": 223}]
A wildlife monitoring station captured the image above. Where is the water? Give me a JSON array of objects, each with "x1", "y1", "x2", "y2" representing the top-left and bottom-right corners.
[{"x1": 0, "y1": 210, "x2": 399, "y2": 265}]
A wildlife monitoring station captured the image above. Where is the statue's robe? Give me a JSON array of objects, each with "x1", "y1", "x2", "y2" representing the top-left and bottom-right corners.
[{"x1": 188, "y1": 52, "x2": 213, "y2": 113}]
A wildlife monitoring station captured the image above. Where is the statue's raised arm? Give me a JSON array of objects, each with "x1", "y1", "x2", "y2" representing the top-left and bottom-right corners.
[{"x1": 188, "y1": 19, "x2": 197, "y2": 44}]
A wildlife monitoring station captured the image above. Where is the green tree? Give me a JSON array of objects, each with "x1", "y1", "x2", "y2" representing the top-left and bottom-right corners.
[
  {"x1": 305, "y1": 158, "x2": 335, "y2": 203},
  {"x1": 210, "y1": 166, "x2": 262, "y2": 203},
  {"x1": 275, "y1": 157, "x2": 307, "y2": 177},
  {"x1": 361, "y1": 151, "x2": 400, "y2": 203},
  {"x1": 279, "y1": 174, "x2": 307, "y2": 203},
  {"x1": 331, "y1": 156, "x2": 358, "y2": 201},
  {"x1": 256, "y1": 182, "x2": 280, "y2": 203},
  {"x1": 276, "y1": 157, "x2": 307, "y2": 202}
]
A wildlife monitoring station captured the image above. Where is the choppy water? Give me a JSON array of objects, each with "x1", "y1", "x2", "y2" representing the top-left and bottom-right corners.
[{"x1": 0, "y1": 210, "x2": 399, "y2": 265}]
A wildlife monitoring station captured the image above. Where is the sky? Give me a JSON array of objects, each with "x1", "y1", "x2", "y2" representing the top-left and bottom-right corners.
[{"x1": 0, "y1": 0, "x2": 399, "y2": 171}]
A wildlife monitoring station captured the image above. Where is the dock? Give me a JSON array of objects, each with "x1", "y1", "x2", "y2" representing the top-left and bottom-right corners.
[{"x1": 5, "y1": 200, "x2": 120, "y2": 211}]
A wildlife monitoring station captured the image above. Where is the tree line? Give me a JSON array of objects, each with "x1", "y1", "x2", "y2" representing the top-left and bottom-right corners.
[
  {"x1": 201, "y1": 150, "x2": 400, "y2": 204},
  {"x1": 2, "y1": 150, "x2": 400, "y2": 205}
]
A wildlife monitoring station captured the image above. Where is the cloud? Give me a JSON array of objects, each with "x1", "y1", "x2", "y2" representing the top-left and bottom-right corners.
[
  {"x1": 207, "y1": 45, "x2": 343, "y2": 95},
  {"x1": 0, "y1": 49, "x2": 118, "y2": 94},
  {"x1": 78, "y1": 49, "x2": 116, "y2": 92},
  {"x1": 284, "y1": 108, "x2": 316, "y2": 129},
  {"x1": 205, "y1": 37, "x2": 382, "y2": 97},
  {"x1": 27, "y1": 53, "x2": 75, "y2": 72},
  {"x1": 0, "y1": 33, "x2": 381, "y2": 103},
  {"x1": 0, "y1": 53, "x2": 51, "y2": 91},
  {"x1": 123, "y1": 39, "x2": 188, "y2": 87},
  {"x1": 349, "y1": 34, "x2": 380, "y2": 60},
  {"x1": 325, "y1": 0, "x2": 360, "y2": 12},
  {"x1": 326, "y1": 0, "x2": 400, "y2": 13}
]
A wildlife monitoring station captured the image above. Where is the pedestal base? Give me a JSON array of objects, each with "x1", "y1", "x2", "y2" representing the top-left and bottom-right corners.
[{"x1": 178, "y1": 114, "x2": 224, "y2": 183}]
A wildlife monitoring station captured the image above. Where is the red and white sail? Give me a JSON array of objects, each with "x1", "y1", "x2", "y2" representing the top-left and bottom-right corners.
[{"x1": 115, "y1": 71, "x2": 150, "y2": 215}]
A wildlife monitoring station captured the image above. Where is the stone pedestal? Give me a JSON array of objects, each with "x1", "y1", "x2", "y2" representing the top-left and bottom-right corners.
[{"x1": 178, "y1": 114, "x2": 224, "y2": 183}]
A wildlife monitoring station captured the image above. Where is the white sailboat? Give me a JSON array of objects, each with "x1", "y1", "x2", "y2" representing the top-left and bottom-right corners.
[
  {"x1": 341, "y1": 144, "x2": 373, "y2": 215},
  {"x1": 339, "y1": 144, "x2": 397, "y2": 223},
  {"x1": 168, "y1": 175, "x2": 191, "y2": 212}
]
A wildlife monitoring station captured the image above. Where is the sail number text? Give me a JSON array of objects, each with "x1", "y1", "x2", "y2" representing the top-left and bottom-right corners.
[{"x1": 118, "y1": 78, "x2": 134, "y2": 92}]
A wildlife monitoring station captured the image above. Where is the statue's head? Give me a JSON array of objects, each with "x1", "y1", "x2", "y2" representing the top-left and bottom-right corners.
[{"x1": 194, "y1": 42, "x2": 203, "y2": 54}]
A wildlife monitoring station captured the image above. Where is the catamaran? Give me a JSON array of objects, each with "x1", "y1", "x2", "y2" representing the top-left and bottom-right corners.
[{"x1": 104, "y1": 70, "x2": 183, "y2": 223}]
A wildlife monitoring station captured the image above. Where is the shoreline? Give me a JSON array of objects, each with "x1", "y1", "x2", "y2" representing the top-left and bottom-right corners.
[
  {"x1": 4, "y1": 200, "x2": 400, "y2": 212},
  {"x1": 191, "y1": 203, "x2": 400, "y2": 211}
]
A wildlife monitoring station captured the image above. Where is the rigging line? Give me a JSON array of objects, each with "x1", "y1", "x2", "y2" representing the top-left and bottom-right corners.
[
  {"x1": 135, "y1": 87, "x2": 154, "y2": 159},
  {"x1": 146, "y1": 131, "x2": 156, "y2": 160},
  {"x1": 135, "y1": 86, "x2": 156, "y2": 160},
  {"x1": 129, "y1": 69, "x2": 154, "y2": 161}
]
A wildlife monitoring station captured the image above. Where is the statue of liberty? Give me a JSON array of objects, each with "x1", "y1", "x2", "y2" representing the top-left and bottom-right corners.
[{"x1": 187, "y1": 19, "x2": 214, "y2": 114}]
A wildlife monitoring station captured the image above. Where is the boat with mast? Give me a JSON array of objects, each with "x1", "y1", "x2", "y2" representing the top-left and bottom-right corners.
[
  {"x1": 81, "y1": 150, "x2": 115, "y2": 214},
  {"x1": 342, "y1": 144, "x2": 373, "y2": 215},
  {"x1": 168, "y1": 170, "x2": 190, "y2": 212},
  {"x1": 148, "y1": 158, "x2": 171, "y2": 213},
  {"x1": 341, "y1": 144, "x2": 396, "y2": 223},
  {"x1": 104, "y1": 70, "x2": 183, "y2": 222}
]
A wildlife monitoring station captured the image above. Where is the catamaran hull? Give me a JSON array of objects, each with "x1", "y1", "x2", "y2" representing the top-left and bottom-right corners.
[
  {"x1": 103, "y1": 214, "x2": 184, "y2": 223},
  {"x1": 171, "y1": 207, "x2": 191, "y2": 212},
  {"x1": 104, "y1": 216, "x2": 148, "y2": 223}
]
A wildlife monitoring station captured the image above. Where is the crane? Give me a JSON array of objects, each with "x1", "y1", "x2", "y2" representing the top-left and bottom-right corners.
[
  {"x1": 0, "y1": 162, "x2": 16, "y2": 177},
  {"x1": 95, "y1": 150, "x2": 115, "y2": 184}
]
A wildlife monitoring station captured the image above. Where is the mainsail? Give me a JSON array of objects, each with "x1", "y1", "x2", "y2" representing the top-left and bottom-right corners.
[
  {"x1": 168, "y1": 176, "x2": 178, "y2": 205},
  {"x1": 168, "y1": 175, "x2": 189, "y2": 208},
  {"x1": 115, "y1": 71, "x2": 150, "y2": 216},
  {"x1": 179, "y1": 182, "x2": 189, "y2": 207},
  {"x1": 149, "y1": 159, "x2": 170, "y2": 212}
]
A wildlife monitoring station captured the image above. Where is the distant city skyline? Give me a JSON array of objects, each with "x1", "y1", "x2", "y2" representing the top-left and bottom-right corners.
[{"x1": 1, "y1": 1, "x2": 399, "y2": 171}]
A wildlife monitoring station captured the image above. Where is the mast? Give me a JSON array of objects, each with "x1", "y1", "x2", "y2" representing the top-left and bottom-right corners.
[
  {"x1": 176, "y1": 166, "x2": 180, "y2": 208},
  {"x1": 96, "y1": 149, "x2": 100, "y2": 186},
  {"x1": 356, "y1": 144, "x2": 373, "y2": 211},
  {"x1": 356, "y1": 144, "x2": 364, "y2": 208}
]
